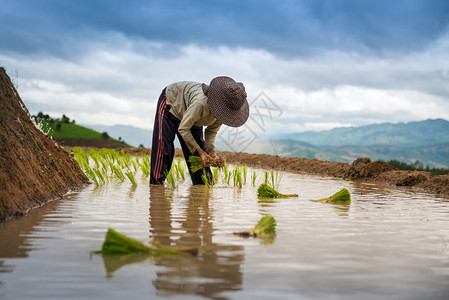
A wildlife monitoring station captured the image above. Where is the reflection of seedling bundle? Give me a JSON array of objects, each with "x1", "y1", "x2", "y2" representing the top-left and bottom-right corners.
[
  {"x1": 234, "y1": 215, "x2": 276, "y2": 238},
  {"x1": 93, "y1": 228, "x2": 197, "y2": 256},
  {"x1": 257, "y1": 183, "x2": 298, "y2": 198},
  {"x1": 188, "y1": 155, "x2": 225, "y2": 173},
  {"x1": 313, "y1": 188, "x2": 351, "y2": 204}
]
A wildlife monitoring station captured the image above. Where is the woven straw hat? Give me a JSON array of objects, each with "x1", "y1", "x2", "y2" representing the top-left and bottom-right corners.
[{"x1": 202, "y1": 76, "x2": 249, "y2": 127}]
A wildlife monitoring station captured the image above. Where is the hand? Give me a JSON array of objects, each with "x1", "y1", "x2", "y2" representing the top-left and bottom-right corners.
[
  {"x1": 197, "y1": 148, "x2": 212, "y2": 167},
  {"x1": 209, "y1": 152, "x2": 219, "y2": 160}
]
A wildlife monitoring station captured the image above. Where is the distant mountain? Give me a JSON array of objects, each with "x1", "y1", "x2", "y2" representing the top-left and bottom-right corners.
[
  {"x1": 287, "y1": 119, "x2": 449, "y2": 147},
  {"x1": 83, "y1": 124, "x2": 152, "y2": 147},
  {"x1": 271, "y1": 140, "x2": 449, "y2": 169}
]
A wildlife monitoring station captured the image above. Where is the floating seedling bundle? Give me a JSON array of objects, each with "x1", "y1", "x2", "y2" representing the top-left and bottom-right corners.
[
  {"x1": 257, "y1": 183, "x2": 298, "y2": 198},
  {"x1": 313, "y1": 188, "x2": 351, "y2": 204},
  {"x1": 234, "y1": 215, "x2": 277, "y2": 238},
  {"x1": 93, "y1": 228, "x2": 197, "y2": 256}
]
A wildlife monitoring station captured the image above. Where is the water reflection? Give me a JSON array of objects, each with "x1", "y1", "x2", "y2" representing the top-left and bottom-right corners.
[
  {"x1": 0, "y1": 197, "x2": 67, "y2": 275},
  {"x1": 328, "y1": 202, "x2": 350, "y2": 217},
  {"x1": 149, "y1": 185, "x2": 244, "y2": 299}
]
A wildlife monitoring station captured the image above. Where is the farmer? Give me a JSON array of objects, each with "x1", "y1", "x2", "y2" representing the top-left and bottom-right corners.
[{"x1": 150, "y1": 76, "x2": 249, "y2": 185}]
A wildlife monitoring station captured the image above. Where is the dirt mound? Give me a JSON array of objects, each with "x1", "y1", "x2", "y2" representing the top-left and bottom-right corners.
[
  {"x1": 0, "y1": 67, "x2": 89, "y2": 221},
  {"x1": 345, "y1": 157, "x2": 397, "y2": 179}
]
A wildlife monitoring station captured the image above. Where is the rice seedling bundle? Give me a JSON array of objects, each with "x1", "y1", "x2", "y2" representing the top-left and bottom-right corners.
[
  {"x1": 314, "y1": 188, "x2": 351, "y2": 204},
  {"x1": 233, "y1": 166, "x2": 243, "y2": 188},
  {"x1": 165, "y1": 169, "x2": 176, "y2": 188},
  {"x1": 140, "y1": 154, "x2": 151, "y2": 177},
  {"x1": 93, "y1": 228, "x2": 197, "y2": 256},
  {"x1": 188, "y1": 155, "x2": 226, "y2": 173},
  {"x1": 201, "y1": 170, "x2": 213, "y2": 188},
  {"x1": 212, "y1": 168, "x2": 220, "y2": 185},
  {"x1": 257, "y1": 183, "x2": 298, "y2": 198},
  {"x1": 233, "y1": 215, "x2": 277, "y2": 238},
  {"x1": 188, "y1": 156, "x2": 204, "y2": 173},
  {"x1": 125, "y1": 171, "x2": 138, "y2": 187}
]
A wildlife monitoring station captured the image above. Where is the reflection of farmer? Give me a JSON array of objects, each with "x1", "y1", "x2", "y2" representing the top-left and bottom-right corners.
[
  {"x1": 150, "y1": 76, "x2": 249, "y2": 185},
  {"x1": 149, "y1": 185, "x2": 244, "y2": 297}
]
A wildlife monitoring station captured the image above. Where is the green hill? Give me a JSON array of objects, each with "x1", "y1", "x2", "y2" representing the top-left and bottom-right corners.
[{"x1": 34, "y1": 114, "x2": 131, "y2": 148}]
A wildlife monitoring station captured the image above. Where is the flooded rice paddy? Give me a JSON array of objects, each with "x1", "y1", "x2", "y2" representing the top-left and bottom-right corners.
[{"x1": 1, "y1": 166, "x2": 449, "y2": 299}]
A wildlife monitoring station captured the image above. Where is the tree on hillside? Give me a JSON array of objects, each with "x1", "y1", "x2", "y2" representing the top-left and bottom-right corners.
[
  {"x1": 102, "y1": 132, "x2": 110, "y2": 140},
  {"x1": 62, "y1": 114, "x2": 70, "y2": 123}
]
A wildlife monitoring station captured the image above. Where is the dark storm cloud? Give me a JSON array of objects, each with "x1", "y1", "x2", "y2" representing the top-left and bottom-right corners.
[{"x1": 2, "y1": 0, "x2": 449, "y2": 59}]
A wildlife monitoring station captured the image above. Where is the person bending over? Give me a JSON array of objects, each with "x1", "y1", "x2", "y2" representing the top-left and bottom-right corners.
[{"x1": 150, "y1": 76, "x2": 249, "y2": 185}]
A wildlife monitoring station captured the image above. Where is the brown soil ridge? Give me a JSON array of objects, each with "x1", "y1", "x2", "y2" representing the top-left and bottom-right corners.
[
  {"x1": 0, "y1": 67, "x2": 89, "y2": 222},
  {"x1": 218, "y1": 151, "x2": 449, "y2": 196}
]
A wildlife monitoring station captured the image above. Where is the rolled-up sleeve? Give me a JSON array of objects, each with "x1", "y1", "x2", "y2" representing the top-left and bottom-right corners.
[
  {"x1": 205, "y1": 121, "x2": 221, "y2": 153},
  {"x1": 178, "y1": 104, "x2": 203, "y2": 154}
]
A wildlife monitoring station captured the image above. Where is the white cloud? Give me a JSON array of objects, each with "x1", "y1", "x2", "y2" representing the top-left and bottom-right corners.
[{"x1": 2, "y1": 32, "x2": 449, "y2": 135}]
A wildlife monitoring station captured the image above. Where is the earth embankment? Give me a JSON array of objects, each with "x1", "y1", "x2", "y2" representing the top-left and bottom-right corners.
[
  {"x1": 218, "y1": 151, "x2": 449, "y2": 196},
  {"x1": 0, "y1": 67, "x2": 89, "y2": 221}
]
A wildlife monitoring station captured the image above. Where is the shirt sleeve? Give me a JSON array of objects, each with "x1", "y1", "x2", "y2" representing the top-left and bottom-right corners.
[
  {"x1": 178, "y1": 103, "x2": 203, "y2": 154},
  {"x1": 205, "y1": 121, "x2": 222, "y2": 153}
]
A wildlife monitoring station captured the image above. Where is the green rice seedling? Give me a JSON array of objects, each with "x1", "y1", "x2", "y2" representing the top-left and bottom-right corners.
[
  {"x1": 111, "y1": 165, "x2": 126, "y2": 182},
  {"x1": 90, "y1": 150, "x2": 101, "y2": 168},
  {"x1": 125, "y1": 171, "x2": 138, "y2": 187},
  {"x1": 201, "y1": 170, "x2": 213, "y2": 189},
  {"x1": 257, "y1": 183, "x2": 298, "y2": 198},
  {"x1": 188, "y1": 156, "x2": 204, "y2": 173},
  {"x1": 173, "y1": 157, "x2": 186, "y2": 181},
  {"x1": 132, "y1": 156, "x2": 139, "y2": 172},
  {"x1": 73, "y1": 147, "x2": 90, "y2": 171},
  {"x1": 179, "y1": 158, "x2": 187, "y2": 180},
  {"x1": 313, "y1": 188, "x2": 351, "y2": 204},
  {"x1": 226, "y1": 170, "x2": 233, "y2": 185},
  {"x1": 251, "y1": 171, "x2": 258, "y2": 186},
  {"x1": 165, "y1": 169, "x2": 176, "y2": 188},
  {"x1": 93, "y1": 228, "x2": 197, "y2": 256},
  {"x1": 119, "y1": 156, "x2": 132, "y2": 171},
  {"x1": 269, "y1": 170, "x2": 284, "y2": 189},
  {"x1": 242, "y1": 166, "x2": 247, "y2": 185},
  {"x1": 233, "y1": 215, "x2": 276, "y2": 238},
  {"x1": 212, "y1": 168, "x2": 220, "y2": 185},
  {"x1": 100, "y1": 159, "x2": 109, "y2": 173},
  {"x1": 223, "y1": 163, "x2": 229, "y2": 184},
  {"x1": 93, "y1": 167, "x2": 106, "y2": 185},
  {"x1": 140, "y1": 154, "x2": 151, "y2": 177},
  {"x1": 233, "y1": 166, "x2": 243, "y2": 188},
  {"x1": 263, "y1": 171, "x2": 269, "y2": 185},
  {"x1": 85, "y1": 167, "x2": 99, "y2": 186}
]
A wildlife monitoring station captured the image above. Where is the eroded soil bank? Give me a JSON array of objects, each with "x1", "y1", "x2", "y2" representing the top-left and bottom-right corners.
[{"x1": 0, "y1": 68, "x2": 89, "y2": 221}]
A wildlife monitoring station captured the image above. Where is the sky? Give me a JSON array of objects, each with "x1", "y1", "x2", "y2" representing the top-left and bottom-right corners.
[{"x1": 1, "y1": 0, "x2": 449, "y2": 138}]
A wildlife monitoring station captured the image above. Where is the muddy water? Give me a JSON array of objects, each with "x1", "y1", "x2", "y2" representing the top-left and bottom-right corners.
[{"x1": 1, "y1": 168, "x2": 449, "y2": 299}]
